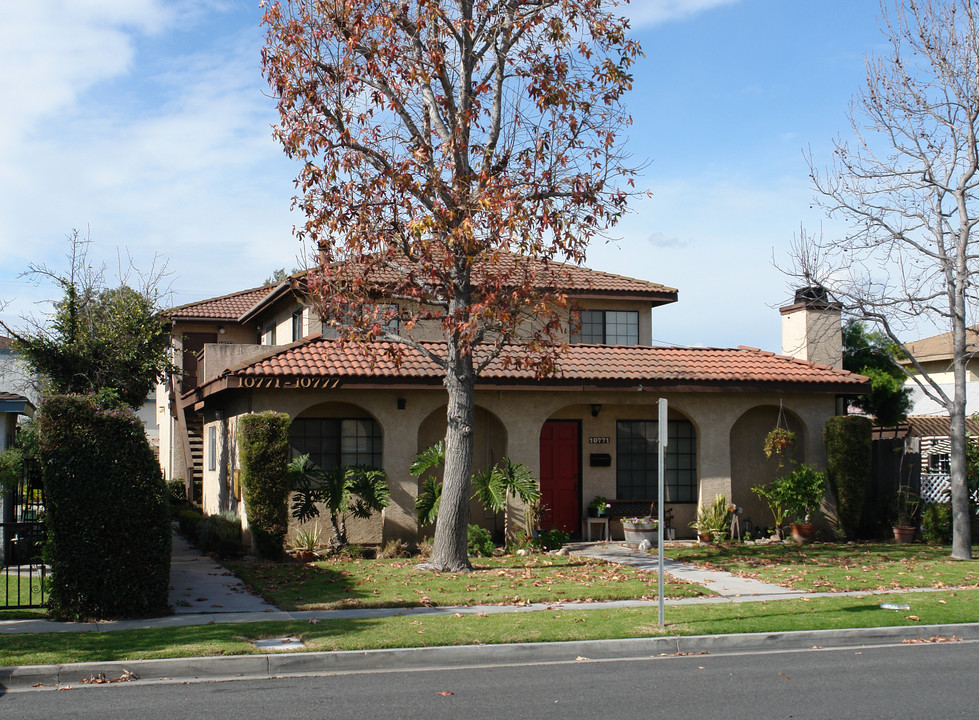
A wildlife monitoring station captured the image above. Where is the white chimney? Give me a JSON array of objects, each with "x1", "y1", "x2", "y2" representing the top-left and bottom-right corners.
[{"x1": 780, "y1": 286, "x2": 843, "y2": 368}]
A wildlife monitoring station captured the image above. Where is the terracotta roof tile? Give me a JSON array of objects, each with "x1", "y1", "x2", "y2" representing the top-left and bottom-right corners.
[
  {"x1": 223, "y1": 337, "x2": 866, "y2": 388},
  {"x1": 170, "y1": 286, "x2": 274, "y2": 321}
]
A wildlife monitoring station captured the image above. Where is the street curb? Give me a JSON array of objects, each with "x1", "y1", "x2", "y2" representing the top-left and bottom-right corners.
[{"x1": 3, "y1": 622, "x2": 977, "y2": 691}]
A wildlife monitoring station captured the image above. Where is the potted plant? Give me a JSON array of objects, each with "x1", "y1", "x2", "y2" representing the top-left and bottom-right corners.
[
  {"x1": 290, "y1": 524, "x2": 321, "y2": 561},
  {"x1": 621, "y1": 515, "x2": 658, "y2": 548},
  {"x1": 689, "y1": 494, "x2": 732, "y2": 543},
  {"x1": 588, "y1": 495, "x2": 611, "y2": 517},
  {"x1": 892, "y1": 485, "x2": 919, "y2": 544},
  {"x1": 777, "y1": 464, "x2": 826, "y2": 543},
  {"x1": 763, "y1": 427, "x2": 796, "y2": 459}
]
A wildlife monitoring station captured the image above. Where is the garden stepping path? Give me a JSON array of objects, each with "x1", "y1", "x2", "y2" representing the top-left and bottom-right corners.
[{"x1": 570, "y1": 542, "x2": 800, "y2": 599}]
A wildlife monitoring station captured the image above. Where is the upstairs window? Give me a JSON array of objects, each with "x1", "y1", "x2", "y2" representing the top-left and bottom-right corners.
[
  {"x1": 291, "y1": 309, "x2": 304, "y2": 342},
  {"x1": 260, "y1": 323, "x2": 276, "y2": 345},
  {"x1": 574, "y1": 310, "x2": 639, "y2": 345}
]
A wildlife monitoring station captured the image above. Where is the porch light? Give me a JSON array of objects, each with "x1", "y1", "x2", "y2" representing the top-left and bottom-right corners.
[{"x1": 591, "y1": 404, "x2": 601, "y2": 417}]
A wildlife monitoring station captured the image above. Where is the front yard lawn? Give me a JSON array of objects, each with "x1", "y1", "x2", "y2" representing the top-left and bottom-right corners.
[
  {"x1": 4, "y1": 588, "x2": 977, "y2": 668},
  {"x1": 226, "y1": 554, "x2": 711, "y2": 611},
  {"x1": 667, "y1": 542, "x2": 979, "y2": 592}
]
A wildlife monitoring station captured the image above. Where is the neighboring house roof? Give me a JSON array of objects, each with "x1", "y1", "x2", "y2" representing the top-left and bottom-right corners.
[
  {"x1": 0, "y1": 391, "x2": 35, "y2": 416},
  {"x1": 873, "y1": 414, "x2": 979, "y2": 440},
  {"x1": 186, "y1": 336, "x2": 867, "y2": 405},
  {"x1": 169, "y1": 286, "x2": 275, "y2": 322},
  {"x1": 899, "y1": 324, "x2": 979, "y2": 364}
]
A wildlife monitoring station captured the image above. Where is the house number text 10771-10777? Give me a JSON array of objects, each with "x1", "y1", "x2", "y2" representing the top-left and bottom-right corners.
[{"x1": 588, "y1": 437, "x2": 610, "y2": 444}]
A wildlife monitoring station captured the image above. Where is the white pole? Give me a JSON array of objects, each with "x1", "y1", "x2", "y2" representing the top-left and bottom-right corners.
[{"x1": 657, "y1": 398, "x2": 667, "y2": 626}]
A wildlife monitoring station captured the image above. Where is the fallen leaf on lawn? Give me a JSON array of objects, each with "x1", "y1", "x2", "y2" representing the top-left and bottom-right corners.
[
  {"x1": 905, "y1": 615, "x2": 921, "y2": 621},
  {"x1": 575, "y1": 656, "x2": 589, "y2": 661},
  {"x1": 475, "y1": 612, "x2": 488, "y2": 617},
  {"x1": 309, "y1": 618, "x2": 319, "y2": 624},
  {"x1": 438, "y1": 691, "x2": 454, "y2": 696},
  {"x1": 938, "y1": 600, "x2": 947, "y2": 604},
  {"x1": 453, "y1": 613, "x2": 464, "y2": 618}
]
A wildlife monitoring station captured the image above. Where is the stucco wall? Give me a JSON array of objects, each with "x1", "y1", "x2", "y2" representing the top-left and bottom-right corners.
[{"x1": 200, "y1": 384, "x2": 841, "y2": 545}]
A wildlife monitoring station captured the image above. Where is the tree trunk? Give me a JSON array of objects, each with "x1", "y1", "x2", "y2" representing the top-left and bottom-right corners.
[
  {"x1": 949, "y1": 279, "x2": 973, "y2": 560},
  {"x1": 423, "y1": 338, "x2": 476, "y2": 572}
]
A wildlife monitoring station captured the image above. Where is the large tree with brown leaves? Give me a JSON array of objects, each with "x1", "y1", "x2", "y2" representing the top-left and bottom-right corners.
[{"x1": 263, "y1": 0, "x2": 642, "y2": 571}]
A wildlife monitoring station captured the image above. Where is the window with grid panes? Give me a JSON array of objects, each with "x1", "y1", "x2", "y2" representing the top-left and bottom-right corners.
[
  {"x1": 616, "y1": 419, "x2": 696, "y2": 502},
  {"x1": 289, "y1": 418, "x2": 382, "y2": 470},
  {"x1": 574, "y1": 310, "x2": 638, "y2": 345}
]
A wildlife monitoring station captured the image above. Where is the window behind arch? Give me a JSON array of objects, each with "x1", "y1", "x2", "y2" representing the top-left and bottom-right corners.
[
  {"x1": 616, "y1": 419, "x2": 696, "y2": 502},
  {"x1": 289, "y1": 418, "x2": 382, "y2": 469}
]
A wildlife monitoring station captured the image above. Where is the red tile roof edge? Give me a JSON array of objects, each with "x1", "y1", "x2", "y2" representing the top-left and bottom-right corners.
[{"x1": 169, "y1": 285, "x2": 274, "y2": 321}]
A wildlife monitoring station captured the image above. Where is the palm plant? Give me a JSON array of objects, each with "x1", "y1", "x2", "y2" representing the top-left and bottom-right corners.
[
  {"x1": 413, "y1": 443, "x2": 540, "y2": 539},
  {"x1": 288, "y1": 454, "x2": 391, "y2": 547}
]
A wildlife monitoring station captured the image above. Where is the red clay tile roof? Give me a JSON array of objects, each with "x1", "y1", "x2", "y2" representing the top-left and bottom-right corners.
[
  {"x1": 169, "y1": 286, "x2": 275, "y2": 321},
  {"x1": 207, "y1": 337, "x2": 865, "y2": 390}
]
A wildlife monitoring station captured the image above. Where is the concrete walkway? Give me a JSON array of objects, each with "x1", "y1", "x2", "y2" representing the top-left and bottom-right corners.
[
  {"x1": 168, "y1": 531, "x2": 277, "y2": 615},
  {"x1": 570, "y1": 541, "x2": 797, "y2": 598}
]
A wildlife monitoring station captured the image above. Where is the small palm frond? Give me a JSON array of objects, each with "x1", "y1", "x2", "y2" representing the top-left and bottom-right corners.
[
  {"x1": 415, "y1": 476, "x2": 443, "y2": 527},
  {"x1": 347, "y1": 466, "x2": 391, "y2": 518},
  {"x1": 472, "y1": 466, "x2": 506, "y2": 512},
  {"x1": 410, "y1": 441, "x2": 445, "y2": 477}
]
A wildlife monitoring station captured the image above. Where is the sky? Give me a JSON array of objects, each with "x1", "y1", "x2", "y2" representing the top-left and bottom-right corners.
[{"x1": 0, "y1": 0, "x2": 902, "y2": 352}]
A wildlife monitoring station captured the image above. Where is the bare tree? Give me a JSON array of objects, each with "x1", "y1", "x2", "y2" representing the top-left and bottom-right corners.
[{"x1": 798, "y1": 0, "x2": 979, "y2": 559}]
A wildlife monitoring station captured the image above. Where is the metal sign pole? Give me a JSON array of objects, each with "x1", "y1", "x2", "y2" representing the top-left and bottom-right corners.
[{"x1": 657, "y1": 398, "x2": 667, "y2": 626}]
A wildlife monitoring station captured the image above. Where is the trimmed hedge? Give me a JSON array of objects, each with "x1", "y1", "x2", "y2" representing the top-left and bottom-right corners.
[
  {"x1": 39, "y1": 394, "x2": 171, "y2": 620},
  {"x1": 238, "y1": 411, "x2": 291, "y2": 559},
  {"x1": 824, "y1": 415, "x2": 872, "y2": 540}
]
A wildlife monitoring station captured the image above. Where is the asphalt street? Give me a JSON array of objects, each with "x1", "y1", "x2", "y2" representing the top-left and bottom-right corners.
[{"x1": 1, "y1": 637, "x2": 976, "y2": 719}]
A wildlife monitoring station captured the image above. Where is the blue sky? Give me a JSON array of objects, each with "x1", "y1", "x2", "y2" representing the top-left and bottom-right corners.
[{"x1": 1, "y1": 1, "x2": 897, "y2": 351}]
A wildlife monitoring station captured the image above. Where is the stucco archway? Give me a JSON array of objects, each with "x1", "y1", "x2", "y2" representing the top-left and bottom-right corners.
[
  {"x1": 729, "y1": 405, "x2": 806, "y2": 536},
  {"x1": 415, "y1": 405, "x2": 508, "y2": 537}
]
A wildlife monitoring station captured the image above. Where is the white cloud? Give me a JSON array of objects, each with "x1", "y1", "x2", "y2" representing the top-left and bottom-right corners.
[{"x1": 621, "y1": 0, "x2": 741, "y2": 27}]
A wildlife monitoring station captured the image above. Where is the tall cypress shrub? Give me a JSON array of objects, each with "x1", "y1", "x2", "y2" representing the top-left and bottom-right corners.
[
  {"x1": 824, "y1": 415, "x2": 872, "y2": 540},
  {"x1": 238, "y1": 411, "x2": 291, "y2": 559},
  {"x1": 39, "y1": 394, "x2": 171, "y2": 620}
]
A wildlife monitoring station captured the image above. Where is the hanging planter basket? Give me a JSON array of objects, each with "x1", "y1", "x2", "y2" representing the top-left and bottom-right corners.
[{"x1": 764, "y1": 402, "x2": 796, "y2": 458}]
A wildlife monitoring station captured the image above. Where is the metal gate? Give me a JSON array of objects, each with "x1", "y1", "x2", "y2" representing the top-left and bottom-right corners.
[{"x1": 1, "y1": 473, "x2": 46, "y2": 608}]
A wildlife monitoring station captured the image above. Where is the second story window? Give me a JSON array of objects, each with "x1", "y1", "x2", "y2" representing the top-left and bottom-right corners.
[
  {"x1": 261, "y1": 324, "x2": 276, "y2": 345},
  {"x1": 291, "y1": 309, "x2": 304, "y2": 342},
  {"x1": 574, "y1": 310, "x2": 639, "y2": 345}
]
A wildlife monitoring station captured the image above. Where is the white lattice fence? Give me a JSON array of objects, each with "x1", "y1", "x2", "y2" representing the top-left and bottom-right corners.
[
  {"x1": 920, "y1": 472, "x2": 979, "y2": 504},
  {"x1": 920, "y1": 473, "x2": 950, "y2": 503}
]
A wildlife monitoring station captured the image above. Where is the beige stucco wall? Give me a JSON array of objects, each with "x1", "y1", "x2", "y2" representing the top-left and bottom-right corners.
[{"x1": 199, "y1": 384, "x2": 840, "y2": 546}]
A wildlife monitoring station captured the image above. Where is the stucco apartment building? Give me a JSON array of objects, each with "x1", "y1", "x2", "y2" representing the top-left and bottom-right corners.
[{"x1": 157, "y1": 257, "x2": 865, "y2": 545}]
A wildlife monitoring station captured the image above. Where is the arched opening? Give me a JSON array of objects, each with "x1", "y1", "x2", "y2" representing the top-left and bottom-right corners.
[
  {"x1": 730, "y1": 405, "x2": 806, "y2": 537},
  {"x1": 415, "y1": 405, "x2": 508, "y2": 538},
  {"x1": 291, "y1": 401, "x2": 383, "y2": 470}
]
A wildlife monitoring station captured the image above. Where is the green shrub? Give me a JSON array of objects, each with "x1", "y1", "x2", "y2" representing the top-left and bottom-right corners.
[
  {"x1": 921, "y1": 503, "x2": 953, "y2": 545},
  {"x1": 167, "y1": 478, "x2": 187, "y2": 506},
  {"x1": 177, "y1": 507, "x2": 204, "y2": 538},
  {"x1": 238, "y1": 411, "x2": 291, "y2": 559},
  {"x1": 533, "y1": 528, "x2": 570, "y2": 552},
  {"x1": 39, "y1": 394, "x2": 171, "y2": 620},
  {"x1": 824, "y1": 416, "x2": 872, "y2": 539},
  {"x1": 195, "y1": 512, "x2": 243, "y2": 559},
  {"x1": 467, "y1": 524, "x2": 496, "y2": 557}
]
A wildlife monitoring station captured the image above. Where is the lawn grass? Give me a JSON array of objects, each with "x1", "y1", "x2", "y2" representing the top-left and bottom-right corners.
[
  {"x1": 3, "y1": 589, "x2": 977, "y2": 668},
  {"x1": 225, "y1": 554, "x2": 711, "y2": 610},
  {"x1": 666, "y1": 542, "x2": 979, "y2": 592}
]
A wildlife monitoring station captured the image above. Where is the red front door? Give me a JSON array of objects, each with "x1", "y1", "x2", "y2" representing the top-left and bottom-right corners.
[{"x1": 539, "y1": 420, "x2": 580, "y2": 533}]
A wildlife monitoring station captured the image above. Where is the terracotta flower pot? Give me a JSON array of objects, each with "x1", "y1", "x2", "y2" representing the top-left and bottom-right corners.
[
  {"x1": 790, "y1": 522, "x2": 817, "y2": 544},
  {"x1": 892, "y1": 525, "x2": 915, "y2": 544}
]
